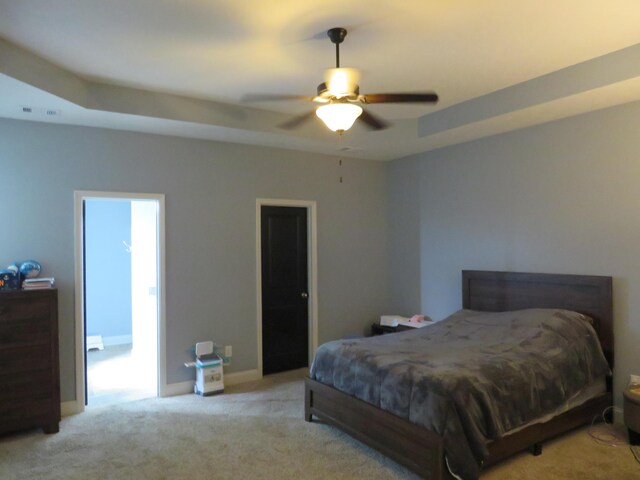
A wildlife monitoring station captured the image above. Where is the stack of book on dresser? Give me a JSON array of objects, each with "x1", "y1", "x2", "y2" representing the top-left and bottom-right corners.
[{"x1": 22, "y1": 277, "x2": 55, "y2": 290}]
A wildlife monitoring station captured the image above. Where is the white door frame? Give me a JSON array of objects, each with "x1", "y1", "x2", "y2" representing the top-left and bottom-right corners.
[
  {"x1": 74, "y1": 191, "x2": 167, "y2": 412},
  {"x1": 256, "y1": 199, "x2": 318, "y2": 377}
]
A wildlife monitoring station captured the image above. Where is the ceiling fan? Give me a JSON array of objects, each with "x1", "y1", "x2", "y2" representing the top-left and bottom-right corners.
[{"x1": 243, "y1": 27, "x2": 439, "y2": 134}]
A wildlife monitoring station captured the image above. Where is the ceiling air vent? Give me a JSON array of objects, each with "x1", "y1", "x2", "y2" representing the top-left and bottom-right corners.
[{"x1": 19, "y1": 106, "x2": 61, "y2": 116}]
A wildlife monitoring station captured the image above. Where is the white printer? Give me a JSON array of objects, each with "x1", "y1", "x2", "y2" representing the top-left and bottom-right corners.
[{"x1": 190, "y1": 341, "x2": 224, "y2": 396}]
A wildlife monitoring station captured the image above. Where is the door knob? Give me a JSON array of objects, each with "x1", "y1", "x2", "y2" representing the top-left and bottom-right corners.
[{"x1": 301, "y1": 292, "x2": 308, "y2": 299}]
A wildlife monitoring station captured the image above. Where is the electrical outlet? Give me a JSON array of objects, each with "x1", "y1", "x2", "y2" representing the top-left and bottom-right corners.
[
  {"x1": 224, "y1": 345, "x2": 232, "y2": 357},
  {"x1": 630, "y1": 374, "x2": 640, "y2": 385}
]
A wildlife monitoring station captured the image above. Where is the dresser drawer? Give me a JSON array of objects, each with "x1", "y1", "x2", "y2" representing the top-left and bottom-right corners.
[
  {"x1": 0, "y1": 296, "x2": 50, "y2": 323},
  {"x1": 0, "y1": 369, "x2": 54, "y2": 403},
  {"x1": 0, "y1": 317, "x2": 50, "y2": 346},
  {"x1": 0, "y1": 398, "x2": 56, "y2": 421},
  {"x1": 0, "y1": 344, "x2": 53, "y2": 375}
]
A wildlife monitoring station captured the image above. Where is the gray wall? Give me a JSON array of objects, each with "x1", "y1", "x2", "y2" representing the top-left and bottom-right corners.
[
  {"x1": 388, "y1": 100, "x2": 640, "y2": 407},
  {"x1": 0, "y1": 118, "x2": 390, "y2": 402}
]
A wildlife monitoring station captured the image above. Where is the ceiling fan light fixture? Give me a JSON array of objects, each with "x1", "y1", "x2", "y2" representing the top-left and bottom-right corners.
[
  {"x1": 325, "y1": 68, "x2": 360, "y2": 98},
  {"x1": 316, "y1": 103, "x2": 363, "y2": 132}
]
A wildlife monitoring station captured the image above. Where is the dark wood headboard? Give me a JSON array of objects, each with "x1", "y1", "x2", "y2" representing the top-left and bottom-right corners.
[{"x1": 462, "y1": 270, "x2": 613, "y2": 368}]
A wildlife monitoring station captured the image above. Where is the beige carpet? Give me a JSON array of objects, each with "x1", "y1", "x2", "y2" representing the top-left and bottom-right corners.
[{"x1": 0, "y1": 369, "x2": 638, "y2": 479}]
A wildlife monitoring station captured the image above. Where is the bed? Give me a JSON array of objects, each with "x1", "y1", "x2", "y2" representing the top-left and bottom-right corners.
[{"x1": 305, "y1": 270, "x2": 613, "y2": 479}]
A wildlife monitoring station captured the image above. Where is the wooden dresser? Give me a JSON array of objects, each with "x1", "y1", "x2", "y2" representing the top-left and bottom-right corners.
[{"x1": 0, "y1": 289, "x2": 60, "y2": 434}]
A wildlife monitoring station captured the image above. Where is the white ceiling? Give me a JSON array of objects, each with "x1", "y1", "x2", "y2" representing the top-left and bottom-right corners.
[{"x1": 1, "y1": 0, "x2": 640, "y2": 160}]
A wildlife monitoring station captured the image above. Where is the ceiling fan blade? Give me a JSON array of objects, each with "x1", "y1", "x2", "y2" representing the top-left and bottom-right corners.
[
  {"x1": 279, "y1": 111, "x2": 316, "y2": 130},
  {"x1": 359, "y1": 110, "x2": 389, "y2": 130},
  {"x1": 242, "y1": 93, "x2": 313, "y2": 102},
  {"x1": 362, "y1": 92, "x2": 439, "y2": 104}
]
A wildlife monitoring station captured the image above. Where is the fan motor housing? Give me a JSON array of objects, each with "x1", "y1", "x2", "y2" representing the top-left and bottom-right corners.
[{"x1": 317, "y1": 82, "x2": 359, "y2": 98}]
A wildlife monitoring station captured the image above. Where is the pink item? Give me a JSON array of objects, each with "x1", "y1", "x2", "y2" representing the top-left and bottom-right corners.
[{"x1": 410, "y1": 314, "x2": 425, "y2": 323}]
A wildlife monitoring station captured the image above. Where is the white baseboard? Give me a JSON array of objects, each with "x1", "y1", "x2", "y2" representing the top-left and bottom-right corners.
[
  {"x1": 161, "y1": 368, "x2": 261, "y2": 397},
  {"x1": 225, "y1": 369, "x2": 261, "y2": 386},
  {"x1": 103, "y1": 334, "x2": 133, "y2": 347},
  {"x1": 61, "y1": 400, "x2": 82, "y2": 417},
  {"x1": 162, "y1": 380, "x2": 194, "y2": 397}
]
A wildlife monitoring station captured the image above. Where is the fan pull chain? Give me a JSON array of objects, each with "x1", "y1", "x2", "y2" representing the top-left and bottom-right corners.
[{"x1": 338, "y1": 132, "x2": 343, "y2": 183}]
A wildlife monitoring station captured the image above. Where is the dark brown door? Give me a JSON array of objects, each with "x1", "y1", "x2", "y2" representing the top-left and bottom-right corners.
[{"x1": 261, "y1": 206, "x2": 308, "y2": 375}]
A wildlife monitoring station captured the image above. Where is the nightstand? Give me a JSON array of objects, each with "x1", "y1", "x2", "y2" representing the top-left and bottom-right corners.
[
  {"x1": 371, "y1": 323, "x2": 414, "y2": 336},
  {"x1": 623, "y1": 388, "x2": 640, "y2": 445}
]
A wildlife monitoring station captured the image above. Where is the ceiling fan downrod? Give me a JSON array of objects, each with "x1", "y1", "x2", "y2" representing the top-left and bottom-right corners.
[{"x1": 327, "y1": 27, "x2": 347, "y2": 68}]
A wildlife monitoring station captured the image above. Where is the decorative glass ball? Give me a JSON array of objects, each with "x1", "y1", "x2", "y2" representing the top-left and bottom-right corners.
[{"x1": 19, "y1": 260, "x2": 41, "y2": 279}]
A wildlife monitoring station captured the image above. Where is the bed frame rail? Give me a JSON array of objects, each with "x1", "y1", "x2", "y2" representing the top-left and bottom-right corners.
[
  {"x1": 307, "y1": 378, "x2": 611, "y2": 479},
  {"x1": 305, "y1": 378, "x2": 449, "y2": 479}
]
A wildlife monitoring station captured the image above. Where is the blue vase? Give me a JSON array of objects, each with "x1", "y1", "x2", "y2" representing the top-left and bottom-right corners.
[{"x1": 19, "y1": 260, "x2": 41, "y2": 279}]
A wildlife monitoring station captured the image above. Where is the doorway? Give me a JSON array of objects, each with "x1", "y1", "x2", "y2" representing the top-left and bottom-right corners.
[
  {"x1": 257, "y1": 200, "x2": 318, "y2": 377},
  {"x1": 74, "y1": 192, "x2": 166, "y2": 411}
]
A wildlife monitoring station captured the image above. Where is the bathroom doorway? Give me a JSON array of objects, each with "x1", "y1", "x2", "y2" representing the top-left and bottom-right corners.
[{"x1": 75, "y1": 192, "x2": 165, "y2": 409}]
